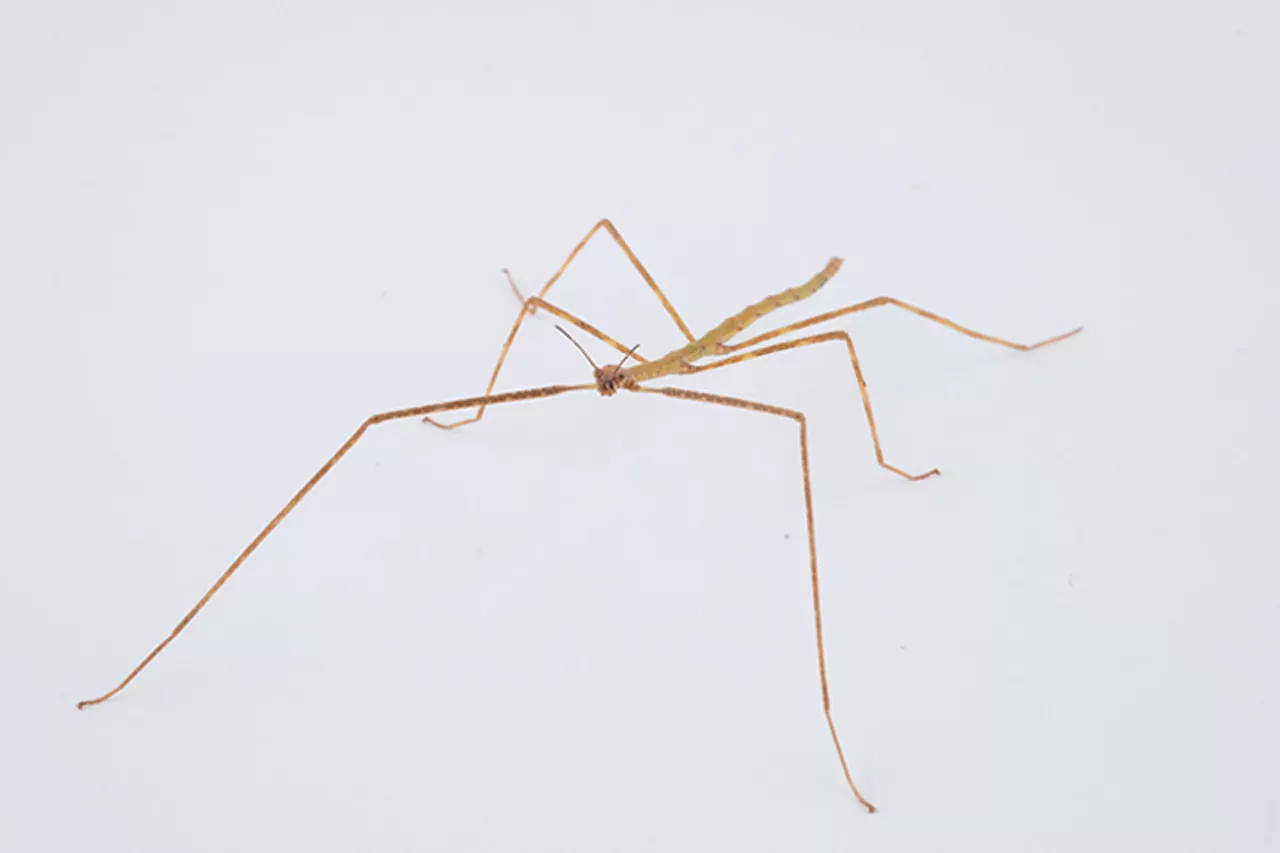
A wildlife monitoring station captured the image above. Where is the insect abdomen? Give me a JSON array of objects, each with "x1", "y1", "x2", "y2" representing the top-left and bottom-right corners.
[
  {"x1": 695, "y1": 256, "x2": 843, "y2": 351},
  {"x1": 625, "y1": 257, "x2": 844, "y2": 382}
]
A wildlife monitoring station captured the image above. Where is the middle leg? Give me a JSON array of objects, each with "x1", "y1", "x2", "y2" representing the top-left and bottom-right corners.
[
  {"x1": 426, "y1": 218, "x2": 695, "y2": 429},
  {"x1": 688, "y1": 331, "x2": 942, "y2": 482}
]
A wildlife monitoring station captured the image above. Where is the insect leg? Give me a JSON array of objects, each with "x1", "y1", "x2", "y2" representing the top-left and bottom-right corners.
[
  {"x1": 727, "y1": 295, "x2": 1082, "y2": 353},
  {"x1": 427, "y1": 217, "x2": 690, "y2": 429},
  {"x1": 422, "y1": 297, "x2": 634, "y2": 428},
  {"x1": 634, "y1": 385, "x2": 877, "y2": 813},
  {"x1": 690, "y1": 332, "x2": 942, "y2": 481},
  {"x1": 532, "y1": 218, "x2": 696, "y2": 342},
  {"x1": 77, "y1": 383, "x2": 594, "y2": 709}
]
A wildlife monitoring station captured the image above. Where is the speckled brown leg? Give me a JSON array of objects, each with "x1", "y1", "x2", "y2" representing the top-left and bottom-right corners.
[
  {"x1": 634, "y1": 385, "x2": 877, "y2": 813},
  {"x1": 77, "y1": 383, "x2": 595, "y2": 709}
]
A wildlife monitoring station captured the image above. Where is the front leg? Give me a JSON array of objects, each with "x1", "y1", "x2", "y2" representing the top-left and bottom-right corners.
[{"x1": 424, "y1": 294, "x2": 639, "y2": 429}]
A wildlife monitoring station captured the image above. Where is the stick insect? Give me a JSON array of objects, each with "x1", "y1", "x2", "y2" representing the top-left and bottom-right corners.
[{"x1": 77, "y1": 219, "x2": 1081, "y2": 813}]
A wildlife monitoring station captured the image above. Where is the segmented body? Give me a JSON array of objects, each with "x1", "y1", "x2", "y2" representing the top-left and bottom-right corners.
[{"x1": 623, "y1": 257, "x2": 843, "y2": 382}]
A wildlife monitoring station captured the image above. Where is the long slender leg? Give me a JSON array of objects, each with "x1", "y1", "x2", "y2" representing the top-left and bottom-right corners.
[
  {"x1": 728, "y1": 295, "x2": 1083, "y2": 353},
  {"x1": 535, "y1": 219, "x2": 695, "y2": 342},
  {"x1": 77, "y1": 382, "x2": 595, "y2": 709},
  {"x1": 423, "y1": 296, "x2": 637, "y2": 428},
  {"x1": 634, "y1": 384, "x2": 877, "y2": 813},
  {"x1": 690, "y1": 331, "x2": 941, "y2": 482},
  {"x1": 426, "y1": 219, "x2": 695, "y2": 429}
]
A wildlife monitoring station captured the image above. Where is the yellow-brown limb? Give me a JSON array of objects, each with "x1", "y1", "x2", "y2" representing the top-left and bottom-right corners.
[
  {"x1": 633, "y1": 385, "x2": 876, "y2": 813},
  {"x1": 423, "y1": 295, "x2": 637, "y2": 429},
  {"x1": 77, "y1": 383, "x2": 594, "y2": 709},
  {"x1": 536, "y1": 218, "x2": 695, "y2": 342},
  {"x1": 79, "y1": 378, "x2": 877, "y2": 813},
  {"x1": 729, "y1": 295, "x2": 1083, "y2": 353},
  {"x1": 688, "y1": 331, "x2": 940, "y2": 481},
  {"x1": 426, "y1": 217, "x2": 685, "y2": 429}
]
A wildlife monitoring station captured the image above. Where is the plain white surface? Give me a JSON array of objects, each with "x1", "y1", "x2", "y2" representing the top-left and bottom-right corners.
[{"x1": 3, "y1": 2, "x2": 1278, "y2": 850}]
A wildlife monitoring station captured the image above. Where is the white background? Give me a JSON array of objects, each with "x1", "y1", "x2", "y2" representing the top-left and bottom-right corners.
[{"x1": 3, "y1": 2, "x2": 1278, "y2": 850}]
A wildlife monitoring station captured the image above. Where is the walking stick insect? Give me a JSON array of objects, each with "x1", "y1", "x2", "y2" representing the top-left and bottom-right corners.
[{"x1": 77, "y1": 218, "x2": 1081, "y2": 814}]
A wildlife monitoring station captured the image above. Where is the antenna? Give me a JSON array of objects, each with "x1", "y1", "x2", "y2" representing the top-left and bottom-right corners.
[
  {"x1": 555, "y1": 325, "x2": 600, "y2": 371},
  {"x1": 617, "y1": 343, "x2": 641, "y2": 368}
]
